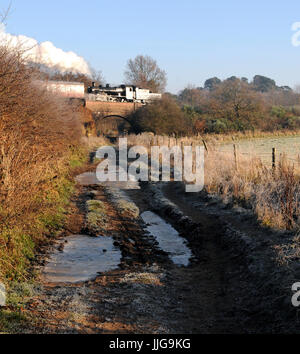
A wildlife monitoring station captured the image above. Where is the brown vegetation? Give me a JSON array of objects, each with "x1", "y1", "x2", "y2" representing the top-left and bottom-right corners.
[
  {"x1": 204, "y1": 149, "x2": 300, "y2": 230},
  {"x1": 128, "y1": 96, "x2": 192, "y2": 136},
  {"x1": 0, "y1": 42, "x2": 85, "y2": 279},
  {"x1": 78, "y1": 106, "x2": 96, "y2": 136},
  {"x1": 126, "y1": 132, "x2": 300, "y2": 231}
]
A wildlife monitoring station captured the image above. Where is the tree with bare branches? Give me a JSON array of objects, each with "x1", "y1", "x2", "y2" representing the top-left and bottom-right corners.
[{"x1": 124, "y1": 55, "x2": 167, "y2": 93}]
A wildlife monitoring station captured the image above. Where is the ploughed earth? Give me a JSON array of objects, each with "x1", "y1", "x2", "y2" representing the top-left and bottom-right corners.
[{"x1": 21, "y1": 156, "x2": 300, "y2": 334}]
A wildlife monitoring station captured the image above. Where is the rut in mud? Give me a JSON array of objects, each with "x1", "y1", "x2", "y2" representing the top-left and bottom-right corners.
[
  {"x1": 23, "y1": 178, "x2": 242, "y2": 334},
  {"x1": 125, "y1": 183, "x2": 246, "y2": 334},
  {"x1": 22, "y1": 163, "x2": 300, "y2": 333}
]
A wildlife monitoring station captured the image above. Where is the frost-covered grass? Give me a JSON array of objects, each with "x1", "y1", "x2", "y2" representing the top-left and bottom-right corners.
[
  {"x1": 204, "y1": 149, "x2": 300, "y2": 230},
  {"x1": 86, "y1": 200, "x2": 108, "y2": 234},
  {"x1": 126, "y1": 133, "x2": 300, "y2": 231},
  {"x1": 116, "y1": 199, "x2": 140, "y2": 219}
]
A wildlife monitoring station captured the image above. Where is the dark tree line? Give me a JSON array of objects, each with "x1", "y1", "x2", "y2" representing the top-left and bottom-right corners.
[{"x1": 129, "y1": 74, "x2": 300, "y2": 136}]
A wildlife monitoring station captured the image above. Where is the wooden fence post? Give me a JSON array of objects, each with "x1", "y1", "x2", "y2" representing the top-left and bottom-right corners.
[
  {"x1": 192, "y1": 142, "x2": 196, "y2": 174},
  {"x1": 202, "y1": 139, "x2": 208, "y2": 153},
  {"x1": 181, "y1": 141, "x2": 184, "y2": 155},
  {"x1": 272, "y1": 148, "x2": 276, "y2": 170},
  {"x1": 233, "y1": 144, "x2": 238, "y2": 171}
]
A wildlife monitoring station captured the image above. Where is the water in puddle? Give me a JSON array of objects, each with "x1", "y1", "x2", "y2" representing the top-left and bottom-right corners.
[
  {"x1": 76, "y1": 172, "x2": 140, "y2": 190},
  {"x1": 43, "y1": 235, "x2": 121, "y2": 283},
  {"x1": 141, "y1": 211, "x2": 192, "y2": 267},
  {"x1": 75, "y1": 172, "x2": 99, "y2": 185}
]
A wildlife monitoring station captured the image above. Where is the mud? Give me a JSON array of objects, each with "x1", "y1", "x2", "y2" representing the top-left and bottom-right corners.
[{"x1": 20, "y1": 162, "x2": 300, "y2": 333}]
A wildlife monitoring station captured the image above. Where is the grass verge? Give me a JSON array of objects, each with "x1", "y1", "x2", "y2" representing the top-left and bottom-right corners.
[{"x1": 0, "y1": 146, "x2": 88, "y2": 333}]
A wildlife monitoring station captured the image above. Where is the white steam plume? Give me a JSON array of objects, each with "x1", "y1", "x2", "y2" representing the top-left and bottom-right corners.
[{"x1": 0, "y1": 24, "x2": 91, "y2": 76}]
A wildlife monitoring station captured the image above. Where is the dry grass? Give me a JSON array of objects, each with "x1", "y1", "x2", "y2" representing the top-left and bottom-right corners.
[
  {"x1": 82, "y1": 136, "x2": 112, "y2": 150},
  {"x1": 125, "y1": 130, "x2": 300, "y2": 150},
  {"x1": 125, "y1": 132, "x2": 300, "y2": 231},
  {"x1": 126, "y1": 132, "x2": 204, "y2": 149},
  {"x1": 204, "y1": 148, "x2": 300, "y2": 230}
]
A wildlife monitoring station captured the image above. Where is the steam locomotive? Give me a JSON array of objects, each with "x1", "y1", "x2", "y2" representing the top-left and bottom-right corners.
[
  {"x1": 43, "y1": 80, "x2": 162, "y2": 104},
  {"x1": 87, "y1": 83, "x2": 162, "y2": 103}
]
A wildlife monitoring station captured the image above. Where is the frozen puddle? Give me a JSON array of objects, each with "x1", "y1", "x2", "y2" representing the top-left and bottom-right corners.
[
  {"x1": 43, "y1": 235, "x2": 121, "y2": 283},
  {"x1": 75, "y1": 172, "x2": 99, "y2": 185},
  {"x1": 141, "y1": 211, "x2": 192, "y2": 267},
  {"x1": 76, "y1": 172, "x2": 140, "y2": 190}
]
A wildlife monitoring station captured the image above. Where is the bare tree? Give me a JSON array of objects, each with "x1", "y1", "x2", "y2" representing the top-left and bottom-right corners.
[
  {"x1": 294, "y1": 85, "x2": 300, "y2": 94},
  {"x1": 124, "y1": 55, "x2": 167, "y2": 93},
  {"x1": 90, "y1": 68, "x2": 104, "y2": 85},
  {"x1": 0, "y1": 2, "x2": 11, "y2": 25}
]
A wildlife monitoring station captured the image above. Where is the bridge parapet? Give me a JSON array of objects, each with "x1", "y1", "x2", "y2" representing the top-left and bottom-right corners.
[{"x1": 86, "y1": 101, "x2": 143, "y2": 117}]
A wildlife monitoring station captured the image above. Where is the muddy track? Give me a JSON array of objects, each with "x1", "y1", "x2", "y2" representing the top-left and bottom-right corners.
[
  {"x1": 126, "y1": 183, "x2": 246, "y2": 333},
  {"x1": 22, "y1": 170, "x2": 300, "y2": 333},
  {"x1": 27, "y1": 182, "x2": 242, "y2": 333},
  {"x1": 159, "y1": 182, "x2": 300, "y2": 333}
]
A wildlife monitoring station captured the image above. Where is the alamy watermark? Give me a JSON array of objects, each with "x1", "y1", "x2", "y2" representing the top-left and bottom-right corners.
[
  {"x1": 95, "y1": 138, "x2": 204, "y2": 193},
  {"x1": 0, "y1": 282, "x2": 6, "y2": 307},
  {"x1": 291, "y1": 22, "x2": 300, "y2": 47}
]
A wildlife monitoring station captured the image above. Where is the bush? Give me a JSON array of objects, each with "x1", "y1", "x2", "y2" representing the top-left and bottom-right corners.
[
  {"x1": 271, "y1": 106, "x2": 287, "y2": 119},
  {"x1": 206, "y1": 119, "x2": 230, "y2": 134},
  {"x1": 0, "y1": 43, "x2": 85, "y2": 280},
  {"x1": 129, "y1": 96, "x2": 192, "y2": 136}
]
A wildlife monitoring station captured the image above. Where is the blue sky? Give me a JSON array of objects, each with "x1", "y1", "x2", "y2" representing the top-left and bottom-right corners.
[{"x1": 3, "y1": 0, "x2": 300, "y2": 93}]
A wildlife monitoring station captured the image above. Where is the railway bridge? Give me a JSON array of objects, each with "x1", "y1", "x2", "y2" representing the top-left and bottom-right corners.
[
  {"x1": 85, "y1": 101, "x2": 143, "y2": 136},
  {"x1": 86, "y1": 101, "x2": 142, "y2": 118}
]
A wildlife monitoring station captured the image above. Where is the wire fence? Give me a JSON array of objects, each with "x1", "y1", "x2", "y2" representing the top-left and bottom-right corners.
[
  {"x1": 125, "y1": 133, "x2": 300, "y2": 169},
  {"x1": 211, "y1": 145, "x2": 300, "y2": 170}
]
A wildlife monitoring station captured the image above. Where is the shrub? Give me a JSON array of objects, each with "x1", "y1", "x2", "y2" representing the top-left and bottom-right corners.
[
  {"x1": 0, "y1": 42, "x2": 85, "y2": 280},
  {"x1": 129, "y1": 96, "x2": 191, "y2": 136}
]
